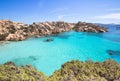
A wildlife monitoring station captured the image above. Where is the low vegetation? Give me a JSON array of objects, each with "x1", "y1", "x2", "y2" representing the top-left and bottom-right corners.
[
  {"x1": 0, "y1": 60, "x2": 120, "y2": 81},
  {"x1": 49, "y1": 60, "x2": 120, "y2": 81},
  {"x1": 0, "y1": 62, "x2": 46, "y2": 81}
]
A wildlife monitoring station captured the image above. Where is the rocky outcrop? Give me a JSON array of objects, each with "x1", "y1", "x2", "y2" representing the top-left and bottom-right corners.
[
  {"x1": 74, "y1": 21, "x2": 108, "y2": 32},
  {"x1": 0, "y1": 20, "x2": 108, "y2": 41},
  {"x1": 0, "y1": 20, "x2": 29, "y2": 41},
  {"x1": 29, "y1": 21, "x2": 74, "y2": 36}
]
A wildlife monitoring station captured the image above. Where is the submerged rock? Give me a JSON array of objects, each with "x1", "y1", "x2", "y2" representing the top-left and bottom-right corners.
[
  {"x1": 107, "y1": 50, "x2": 120, "y2": 55},
  {"x1": 29, "y1": 56, "x2": 37, "y2": 60},
  {"x1": 44, "y1": 38, "x2": 54, "y2": 42}
]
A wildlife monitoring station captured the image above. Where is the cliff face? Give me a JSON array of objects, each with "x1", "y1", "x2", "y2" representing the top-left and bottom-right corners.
[{"x1": 0, "y1": 20, "x2": 108, "y2": 41}]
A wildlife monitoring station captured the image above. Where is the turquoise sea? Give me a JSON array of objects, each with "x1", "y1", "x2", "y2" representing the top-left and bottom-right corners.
[{"x1": 0, "y1": 25, "x2": 120, "y2": 75}]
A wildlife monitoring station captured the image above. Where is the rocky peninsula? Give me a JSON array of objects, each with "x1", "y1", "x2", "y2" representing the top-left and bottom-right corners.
[
  {"x1": 0, "y1": 60, "x2": 120, "y2": 81},
  {"x1": 0, "y1": 20, "x2": 107, "y2": 41}
]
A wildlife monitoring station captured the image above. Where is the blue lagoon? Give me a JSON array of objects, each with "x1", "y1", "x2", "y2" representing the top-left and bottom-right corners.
[{"x1": 0, "y1": 26, "x2": 120, "y2": 75}]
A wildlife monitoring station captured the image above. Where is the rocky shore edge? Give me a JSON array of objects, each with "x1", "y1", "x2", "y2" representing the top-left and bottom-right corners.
[
  {"x1": 0, "y1": 59, "x2": 120, "y2": 81},
  {"x1": 0, "y1": 20, "x2": 108, "y2": 41}
]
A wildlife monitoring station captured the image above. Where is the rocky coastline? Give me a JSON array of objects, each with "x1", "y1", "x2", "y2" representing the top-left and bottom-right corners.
[{"x1": 0, "y1": 20, "x2": 108, "y2": 41}]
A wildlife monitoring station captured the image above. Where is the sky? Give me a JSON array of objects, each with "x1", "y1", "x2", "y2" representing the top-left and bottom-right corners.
[{"x1": 0, "y1": 0, "x2": 120, "y2": 24}]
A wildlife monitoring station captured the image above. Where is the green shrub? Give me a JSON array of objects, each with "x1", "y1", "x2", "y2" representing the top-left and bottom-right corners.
[{"x1": 0, "y1": 59, "x2": 120, "y2": 81}]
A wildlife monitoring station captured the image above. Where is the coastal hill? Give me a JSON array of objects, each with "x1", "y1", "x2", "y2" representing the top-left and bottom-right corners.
[
  {"x1": 0, "y1": 20, "x2": 107, "y2": 41},
  {"x1": 0, "y1": 60, "x2": 120, "y2": 81}
]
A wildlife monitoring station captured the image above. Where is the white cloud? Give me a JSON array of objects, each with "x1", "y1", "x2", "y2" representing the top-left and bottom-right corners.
[{"x1": 94, "y1": 13, "x2": 120, "y2": 19}]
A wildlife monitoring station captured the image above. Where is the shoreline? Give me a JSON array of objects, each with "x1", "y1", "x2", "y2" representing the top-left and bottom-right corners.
[
  {"x1": 0, "y1": 41, "x2": 6, "y2": 44},
  {"x1": 0, "y1": 20, "x2": 108, "y2": 41}
]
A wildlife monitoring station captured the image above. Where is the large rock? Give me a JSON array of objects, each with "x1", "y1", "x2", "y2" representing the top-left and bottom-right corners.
[
  {"x1": 0, "y1": 20, "x2": 29, "y2": 41},
  {"x1": 74, "y1": 21, "x2": 108, "y2": 32},
  {"x1": 6, "y1": 34, "x2": 26, "y2": 41},
  {"x1": 29, "y1": 21, "x2": 74, "y2": 35}
]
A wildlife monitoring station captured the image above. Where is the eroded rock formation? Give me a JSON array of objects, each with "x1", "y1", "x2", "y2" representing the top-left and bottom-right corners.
[
  {"x1": 0, "y1": 20, "x2": 28, "y2": 41},
  {"x1": 74, "y1": 21, "x2": 108, "y2": 32},
  {"x1": 0, "y1": 20, "x2": 108, "y2": 41}
]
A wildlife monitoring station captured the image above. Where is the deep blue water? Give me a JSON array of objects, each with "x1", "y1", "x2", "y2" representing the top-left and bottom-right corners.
[{"x1": 0, "y1": 24, "x2": 120, "y2": 76}]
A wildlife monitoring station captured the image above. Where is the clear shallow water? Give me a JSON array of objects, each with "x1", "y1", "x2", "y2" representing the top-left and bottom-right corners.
[{"x1": 0, "y1": 25, "x2": 120, "y2": 76}]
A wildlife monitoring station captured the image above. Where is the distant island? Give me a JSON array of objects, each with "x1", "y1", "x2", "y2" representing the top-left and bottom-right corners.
[{"x1": 0, "y1": 20, "x2": 107, "y2": 41}]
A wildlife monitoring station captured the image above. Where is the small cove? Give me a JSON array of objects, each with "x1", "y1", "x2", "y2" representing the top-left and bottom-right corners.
[{"x1": 0, "y1": 26, "x2": 120, "y2": 76}]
